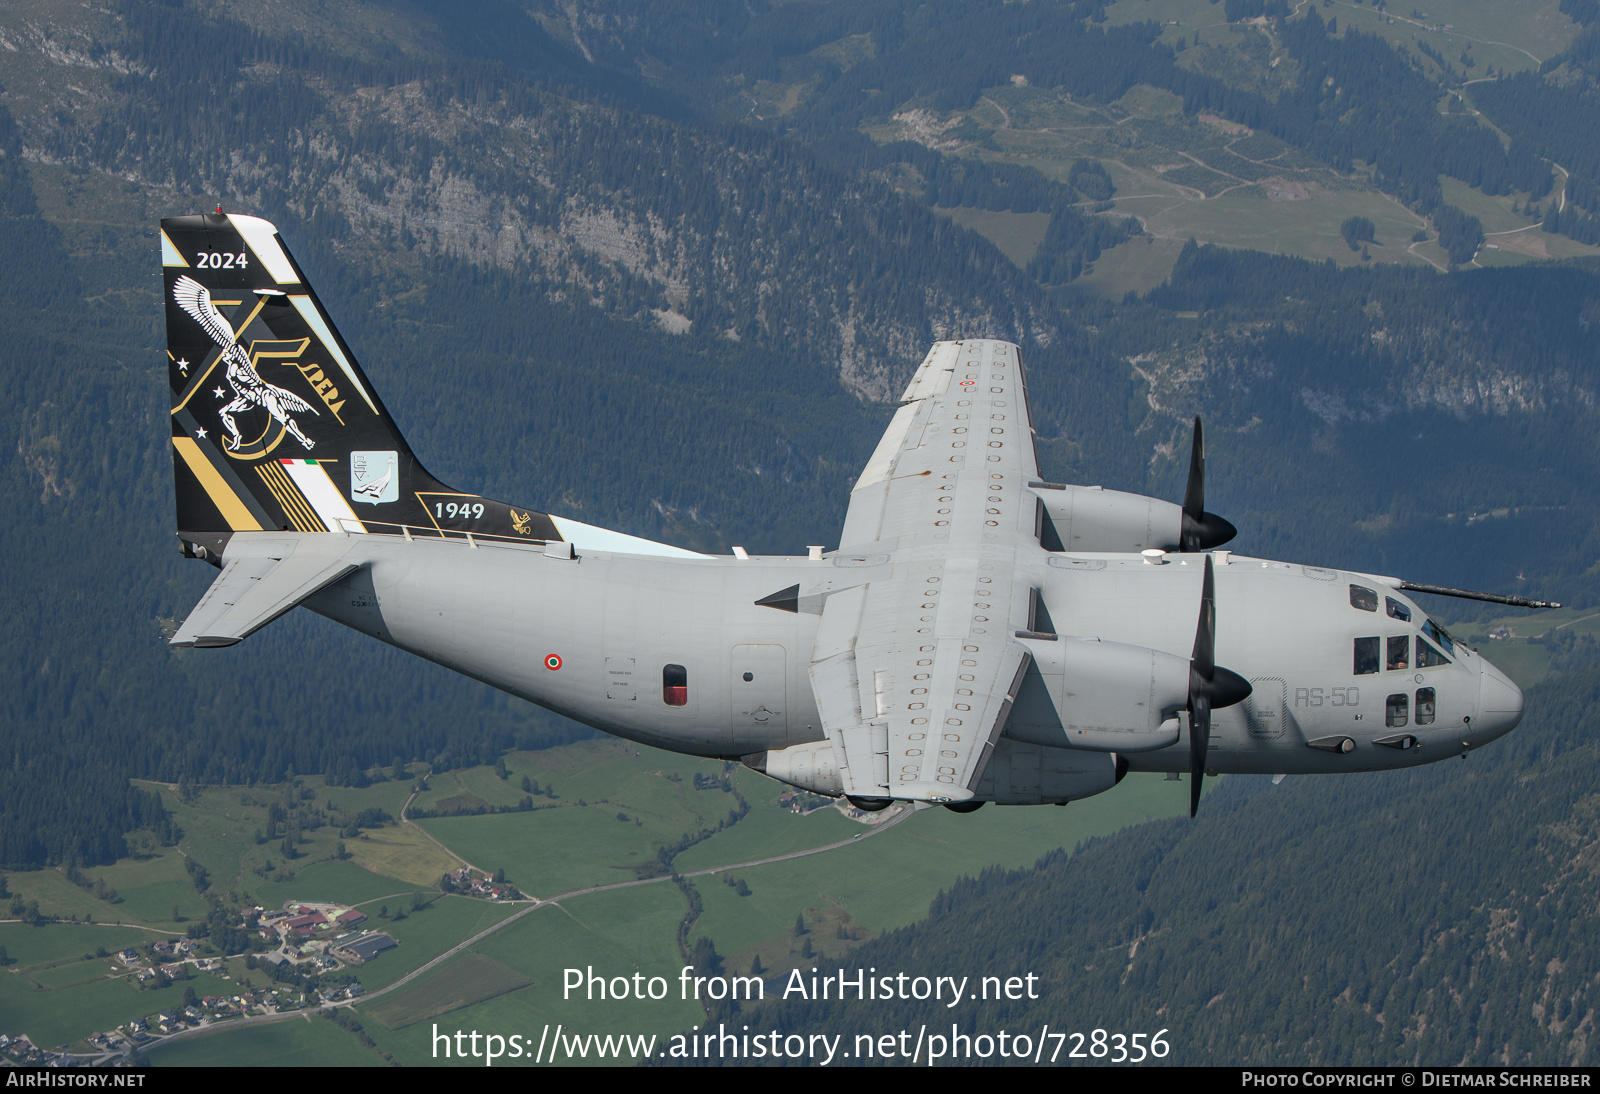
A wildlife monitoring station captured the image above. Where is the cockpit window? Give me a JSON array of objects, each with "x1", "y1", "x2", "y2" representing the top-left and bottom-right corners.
[
  {"x1": 1386, "y1": 635, "x2": 1409, "y2": 671},
  {"x1": 1354, "y1": 637, "x2": 1380, "y2": 675},
  {"x1": 1349, "y1": 585, "x2": 1378, "y2": 612},
  {"x1": 1385, "y1": 597, "x2": 1411, "y2": 622},
  {"x1": 1422, "y1": 619, "x2": 1456, "y2": 655},
  {"x1": 1417, "y1": 639, "x2": 1451, "y2": 668}
]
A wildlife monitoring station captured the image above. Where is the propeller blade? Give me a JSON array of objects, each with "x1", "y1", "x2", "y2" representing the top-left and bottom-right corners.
[
  {"x1": 1187, "y1": 554, "x2": 1251, "y2": 817},
  {"x1": 1188, "y1": 553, "x2": 1216, "y2": 817},
  {"x1": 1189, "y1": 695, "x2": 1209, "y2": 818},
  {"x1": 1179, "y1": 417, "x2": 1238, "y2": 552},
  {"x1": 1192, "y1": 549, "x2": 1216, "y2": 678},
  {"x1": 1183, "y1": 416, "x2": 1206, "y2": 527}
]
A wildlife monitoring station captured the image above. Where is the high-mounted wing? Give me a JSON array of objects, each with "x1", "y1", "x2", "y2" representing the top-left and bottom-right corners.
[{"x1": 810, "y1": 340, "x2": 1041, "y2": 802}]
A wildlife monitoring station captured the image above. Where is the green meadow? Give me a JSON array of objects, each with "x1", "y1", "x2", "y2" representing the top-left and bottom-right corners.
[{"x1": 1, "y1": 742, "x2": 1201, "y2": 1064}]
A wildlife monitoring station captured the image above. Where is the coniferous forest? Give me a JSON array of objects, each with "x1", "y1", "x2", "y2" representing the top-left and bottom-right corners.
[{"x1": 711, "y1": 668, "x2": 1600, "y2": 1066}]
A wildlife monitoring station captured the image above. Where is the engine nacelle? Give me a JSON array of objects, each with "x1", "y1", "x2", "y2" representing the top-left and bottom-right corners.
[
  {"x1": 743, "y1": 740, "x2": 842, "y2": 796},
  {"x1": 1007, "y1": 635, "x2": 1190, "y2": 752},
  {"x1": 1034, "y1": 483, "x2": 1183, "y2": 553},
  {"x1": 969, "y1": 738, "x2": 1120, "y2": 804}
]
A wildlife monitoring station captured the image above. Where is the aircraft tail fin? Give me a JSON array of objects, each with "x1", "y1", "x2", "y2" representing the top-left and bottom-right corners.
[{"x1": 162, "y1": 211, "x2": 566, "y2": 554}]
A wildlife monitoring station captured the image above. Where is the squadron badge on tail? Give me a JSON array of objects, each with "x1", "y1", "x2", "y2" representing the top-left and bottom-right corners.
[{"x1": 172, "y1": 274, "x2": 318, "y2": 452}]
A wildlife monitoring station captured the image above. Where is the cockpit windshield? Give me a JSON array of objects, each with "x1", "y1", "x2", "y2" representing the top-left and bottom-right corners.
[{"x1": 1421, "y1": 618, "x2": 1456, "y2": 656}]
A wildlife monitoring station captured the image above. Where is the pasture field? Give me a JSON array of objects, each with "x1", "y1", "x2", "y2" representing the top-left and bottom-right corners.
[
  {"x1": 671, "y1": 774, "x2": 864, "y2": 871},
  {"x1": 1440, "y1": 175, "x2": 1545, "y2": 237},
  {"x1": 869, "y1": 73, "x2": 1431, "y2": 271},
  {"x1": 345, "y1": 895, "x2": 520, "y2": 992},
  {"x1": 2, "y1": 865, "x2": 165, "y2": 927},
  {"x1": 1453, "y1": 604, "x2": 1600, "y2": 689},
  {"x1": 0, "y1": 923, "x2": 154, "y2": 968},
  {"x1": 1318, "y1": 0, "x2": 1574, "y2": 71},
  {"x1": 357, "y1": 883, "x2": 704, "y2": 1067},
  {"x1": 365, "y1": 951, "x2": 530, "y2": 1029},
  {"x1": 933, "y1": 207, "x2": 1051, "y2": 268},
  {"x1": 7, "y1": 742, "x2": 1198, "y2": 1063},
  {"x1": 1479, "y1": 641, "x2": 1552, "y2": 689},
  {"x1": 96, "y1": 871, "x2": 206, "y2": 930},
  {"x1": 415, "y1": 807, "x2": 661, "y2": 898},
  {"x1": 466, "y1": 878, "x2": 690, "y2": 1004},
  {"x1": 141, "y1": 776, "x2": 421, "y2": 898},
  {"x1": 685, "y1": 772, "x2": 1191, "y2": 971},
  {"x1": 414, "y1": 744, "x2": 744, "y2": 897},
  {"x1": 1117, "y1": 185, "x2": 1430, "y2": 268},
  {"x1": 1474, "y1": 245, "x2": 1538, "y2": 268},
  {"x1": 246, "y1": 858, "x2": 421, "y2": 913},
  {"x1": 859, "y1": 2, "x2": 1595, "y2": 282},
  {"x1": 1071, "y1": 235, "x2": 1190, "y2": 298},
  {"x1": 344, "y1": 822, "x2": 462, "y2": 888},
  {"x1": 27, "y1": 957, "x2": 122, "y2": 990},
  {"x1": 80, "y1": 848, "x2": 203, "y2": 925},
  {"x1": 148, "y1": 1015, "x2": 386, "y2": 1067},
  {"x1": 0, "y1": 972, "x2": 148, "y2": 1052},
  {"x1": 1100, "y1": 0, "x2": 1574, "y2": 71}
]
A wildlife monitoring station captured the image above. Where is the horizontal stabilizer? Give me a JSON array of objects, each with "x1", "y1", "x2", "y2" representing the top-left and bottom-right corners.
[{"x1": 171, "y1": 534, "x2": 361, "y2": 647}]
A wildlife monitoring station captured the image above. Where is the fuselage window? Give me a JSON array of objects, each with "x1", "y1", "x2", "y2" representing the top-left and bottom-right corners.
[
  {"x1": 1386, "y1": 635, "x2": 1409, "y2": 672},
  {"x1": 1385, "y1": 597, "x2": 1411, "y2": 622},
  {"x1": 1422, "y1": 619, "x2": 1456, "y2": 655},
  {"x1": 663, "y1": 664, "x2": 688, "y2": 706},
  {"x1": 1415, "y1": 687, "x2": 1436, "y2": 725},
  {"x1": 1354, "y1": 637, "x2": 1380, "y2": 675},
  {"x1": 1417, "y1": 638, "x2": 1451, "y2": 668},
  {"x1": 1386, "y1": 693, "x2": 1409, "y2": 727},
  {"x1": 1350, "y1": 585, "x2": 1378, "y2": 612}
]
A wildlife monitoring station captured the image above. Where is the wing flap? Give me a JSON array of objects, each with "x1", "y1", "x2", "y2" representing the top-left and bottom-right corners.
[
  {"x1": 882, "y1": 640, "x2": 1031, "y2": 801},
  {"x1": 809, "y1": 567, "x2": 1035, "y2": 801},
  {"x1": 172, "y1": 534, "x2": 361, "y2": 647}
]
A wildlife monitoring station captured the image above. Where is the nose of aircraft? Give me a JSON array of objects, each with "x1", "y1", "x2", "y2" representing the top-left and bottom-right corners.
[{"x1": 1476, "y1": 659, "x2": 1524, "y2": 742}]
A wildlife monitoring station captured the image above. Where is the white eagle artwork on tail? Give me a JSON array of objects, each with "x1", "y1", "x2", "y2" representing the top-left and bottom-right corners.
[{"x1": 172, "y1": 275, "x2": 317, "y2": 452}]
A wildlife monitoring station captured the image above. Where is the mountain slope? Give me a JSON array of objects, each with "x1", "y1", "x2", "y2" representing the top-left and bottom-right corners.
[{"x1": 716, "y1": 668, "x2": 1600, "y2": 1066}]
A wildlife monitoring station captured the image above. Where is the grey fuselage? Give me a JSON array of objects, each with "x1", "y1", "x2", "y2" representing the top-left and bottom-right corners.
[{"x1": 303, "y1": 532, "x2": 1523, "y2": 795}]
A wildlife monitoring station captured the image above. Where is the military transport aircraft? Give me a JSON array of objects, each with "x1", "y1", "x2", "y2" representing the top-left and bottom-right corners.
[{"x1": 162, "y1": 212, "x2": 1550, "y2": 817}]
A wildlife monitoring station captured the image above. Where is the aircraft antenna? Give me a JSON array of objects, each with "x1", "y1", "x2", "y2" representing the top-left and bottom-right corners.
[{"x1": 1396, "y1": 582, "x2": 1560, "y2": 610}]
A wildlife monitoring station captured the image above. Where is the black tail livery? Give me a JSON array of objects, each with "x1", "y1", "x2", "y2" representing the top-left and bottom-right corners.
[{"x1": 162, "y1": 212, "x2": 563, "y2": 557}]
